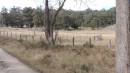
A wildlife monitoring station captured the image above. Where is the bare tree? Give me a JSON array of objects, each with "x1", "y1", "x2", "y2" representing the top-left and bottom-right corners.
[
  {"x1": 44, "y1": 0, "x2": 66, "y2": 45},
  {"x1": 116, "y1": 0, "x2": 130, "y2": 73}
]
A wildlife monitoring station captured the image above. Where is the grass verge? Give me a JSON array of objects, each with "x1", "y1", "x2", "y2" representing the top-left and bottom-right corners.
[{"x1": 0, "y1": 36, "x2": 115, "y2": 73}]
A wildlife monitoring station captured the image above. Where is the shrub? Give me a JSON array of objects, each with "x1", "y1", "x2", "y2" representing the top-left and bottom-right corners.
[{"x1": 83, "y1": 41, "x2": 94, "y2": 48}]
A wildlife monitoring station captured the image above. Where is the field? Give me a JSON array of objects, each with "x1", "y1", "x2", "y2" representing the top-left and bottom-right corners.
[
  {"x1": 0, "y1": 27, "x2": 116, "y2": 73},
  {"x1": 0, "y1": 27, "x2": 115, "y2": 47}
]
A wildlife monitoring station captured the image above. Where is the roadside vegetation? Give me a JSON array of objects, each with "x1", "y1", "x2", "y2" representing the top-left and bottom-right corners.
[
  {"x1": 0, "y1": 1, "x2": 116, "y2": 73},
  {"x1": 0, "y1": 36, "x2": 115, "y2": 73}
]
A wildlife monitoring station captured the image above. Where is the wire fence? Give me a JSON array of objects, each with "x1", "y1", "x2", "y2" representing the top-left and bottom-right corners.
[{"x1": 0, "y1": 28, "x2": 115, "y2": 48}]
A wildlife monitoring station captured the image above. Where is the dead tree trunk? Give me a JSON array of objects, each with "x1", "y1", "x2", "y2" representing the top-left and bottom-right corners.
[
  {"x1": 116, "y1": 0, "x2": 130, "y2": 73},
  {"x1": 44, "y1": 0, "x2": 66, "y2": 45},
  {"x1": 44, "y1": 0, "x2": 54, "y2": 44}
]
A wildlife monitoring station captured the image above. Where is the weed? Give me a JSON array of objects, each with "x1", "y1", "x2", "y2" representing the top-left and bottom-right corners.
[{"x1": 83, "y1": 41, "x2": 94, "y2": 48}]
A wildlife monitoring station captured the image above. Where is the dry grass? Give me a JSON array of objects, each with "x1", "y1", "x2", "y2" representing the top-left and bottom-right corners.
[
  {"x1": 0, "y1": 36, "x2": 115, "y2": 73},
  {"x1": 0, "y1": 27, "x2": 115, "y2": 46}
]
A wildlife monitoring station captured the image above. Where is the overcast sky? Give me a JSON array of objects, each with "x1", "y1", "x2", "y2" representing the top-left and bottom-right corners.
[{"x1": 0, "y1": 0, "x2": 116, "y2": 10}]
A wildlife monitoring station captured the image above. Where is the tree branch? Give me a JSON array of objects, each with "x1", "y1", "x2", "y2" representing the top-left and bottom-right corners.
[{"x1": 51, "y1": 0, "x2": 66, "y2": 26}]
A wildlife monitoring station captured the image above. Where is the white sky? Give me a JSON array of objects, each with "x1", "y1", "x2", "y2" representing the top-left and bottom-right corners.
[{"x1": 0, "y1": 0, "x2": 116, "y2": 10}]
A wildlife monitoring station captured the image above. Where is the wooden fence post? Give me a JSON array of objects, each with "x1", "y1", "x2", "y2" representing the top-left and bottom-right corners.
[
  {"x1": 72, "y1": 36, "x2": 75, "y2": 46},
  {"x1": 108, "y1": 40, "x2": 112, "y2": 48},
  {"x1": 15, "y1": 33, "x2": 17, "y2": 40},
  {"x1": 34, "y1": 31, "x2": 36, "y2": 36},
  {"x1": 11, "y1": 32, "x2": 12, "y2": 38},
  {"x1": 1, "y1": 31, "x2": 2, "y2": 36},
  {"x1": 7, "y1": 32, "x2": 8, "y2": 37},
  {"x1": 89, "y1": 38, "x2": 92, "y2": 48},
  {"x1": 93, "y1": 36, "x2": 96, "y2": 41},
  {"x1": 4, "y1": 31, "x2": 5, "y2": 36},
  {"x1": 0, "y1": 31, "x2": 1, "y2": 36},
  {"x1": 57, "y1": 36, "x2": 62, "y2": 45},
  {"x1": 32, "y1": 35, "x2": 34, "y2": 41},
  {"x1": 40, "y1": 35, "x2": 42, "y2": 40},
  {"x1": 20, "y1": 34, "x2": 22, "y2": 40}
]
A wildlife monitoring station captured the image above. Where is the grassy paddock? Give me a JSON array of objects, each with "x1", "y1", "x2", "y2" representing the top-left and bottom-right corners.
[
  {"x1": 0, "y1": 36, "x2": 115, "y2": 73},
  {"x1": 0, "y1": 27, "x2": 115, "y2": 46}
]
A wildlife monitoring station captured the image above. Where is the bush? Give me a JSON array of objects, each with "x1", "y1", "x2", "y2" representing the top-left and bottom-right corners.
[
  {"x1": 83, "y1": 41, "x2": 94, "y2": 48},
  {"x1": 71, "y1": 23, "x2": 80, "y2": 29},
  {"x1": 80, "y1": 64, "x2": 95, "y2": 73}
]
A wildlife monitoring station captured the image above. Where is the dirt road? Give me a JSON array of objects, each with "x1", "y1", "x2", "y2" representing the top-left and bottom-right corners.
[{"x1": 0, "y1": 48, "x2": 38, "y2": 73}]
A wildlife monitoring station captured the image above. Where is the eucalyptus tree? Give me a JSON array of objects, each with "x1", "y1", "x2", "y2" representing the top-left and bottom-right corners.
[
  {"x1": 9, "y1": 7, "x2": 23, "y2": 27},
  {"x1": 1, "y1": 7, "x2": 8, "y2": 26},
  {"x1": 22, "y1": 7, "x2": 34, "y2": 27},
  {"x1": 32, "y1": 7, "x2": 44, "y2": 27},
  {"x1": 116, "y1": 0, "x2": 130, "y2": 73}
]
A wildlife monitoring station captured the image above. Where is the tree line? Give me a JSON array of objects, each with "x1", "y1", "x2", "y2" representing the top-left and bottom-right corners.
[{"x1": 0, "y1": 6, "x2": 116, "y2": 29}]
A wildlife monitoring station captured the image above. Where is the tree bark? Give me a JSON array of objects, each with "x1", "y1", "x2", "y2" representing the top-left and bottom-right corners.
[{"x1": 116, "y1": 0, "x2": 130, "y2": 73}]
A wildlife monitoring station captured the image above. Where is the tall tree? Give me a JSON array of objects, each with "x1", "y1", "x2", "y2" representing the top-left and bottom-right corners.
[
  {"x1": 9, "y1": 7, "x2": 23, "y2": 27},
  {"x1": 23, "y1": 7, "x2": 33, "y2": 27},
  {"x1": 44, "y1": 0, "x2": 66, "y2": 45},
  {"x1": 116, "y1": 0, "x2": 130, "y2": 73},
  {"x1": 32, "y1": 7, "x2": 44, "y2": 27},
  {"x1": 1, "y1": 7, "x2": 8, "y2": 26}
]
